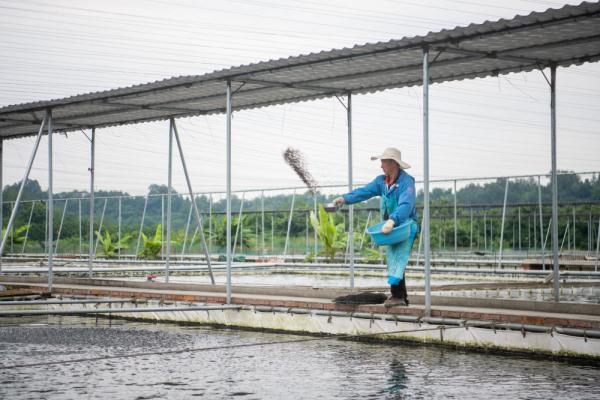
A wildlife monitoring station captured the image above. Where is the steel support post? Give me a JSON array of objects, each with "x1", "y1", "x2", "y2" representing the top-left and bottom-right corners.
[
  {"x1": 305, "y1": 212, "x2": 309, "y2": 255},
  {"x1": 118, "y1": 197, "x2": 122, "y2": 259},
  {"x1": 232, "y1": 193, "x2": 245, "y2": 257},
  {"x1": 22, "y1": 201, "x2": 35, "y2": 255},
  {"x1": 490, "y1": 218, "x2": 493, "y2": 252},
  {"x1": 313, "y1": 193, "x2": 317, "y2": 256},
  {"x1": 594, "y1": 218, "x2": 600, "y2": 272},
  {"x1": 538, "y1": 176, "x2": 545, "y2": 269},
  {"x1": 166, "y1": 119, "x2": 174, "y2": 283},
  {"x1": 189, "y1": 226, "x2": 198, "y2": 252},
  {"x1": 9, "y1": 202, "x2": 13, "y2": 254},
  {"x1": 533, "y1": 210, "x2": 537, "y2": 250},
  {"x1": 518, "y1": 207, "x2": 522, "y2": 251},
  {"x1": 572, "y1": 208, "x2": 576, "y2": 251},
  {"x1": 454, "y1": 180, "x2": 457, "y2": 268},
  {"x1": 415, "y1": 224, "x2": 423, "y2": 267},
  {"x1": 47, "y1": 110, "x2": 54, "y2": 291},
  {"x1": 588, "y1": 210, "x2": 592, "y2": 255},
  {"x1": 528, "y1": 215, "x2": 531, "y2": 253},
  {"x1": 135, "y1": 196, "x2": 148, "y2": 258},
  {"x1": 94, "y1": 198, "x2": 107, "y2": 255},
  {"x1": 469, "y1": 208, "x2": 473, "y2": 252},
  {"x1": 0, "y1": 115, "x2": 46, "y2": 263},
  {"x1": 549, "y1": 65, "x2": 560, "y2": 301},
  {"x1": 359, "y1": 211, "x2": 372, "y2": 250},
  {"x1": 0, "y1": 138, "x2": 2, "y2": 268},
  {"x1": 161, "y1": 195, "x2": 164, "y2": 259},
  {"x1": 498, "y1": 178, "x2": 509, "y2": 269},
  {"x1": 484, "y1": 212, "x2": 487, "y2": 251},
  {"x1": 172, "y1": 119, "x2": 215, "y2": 284},
  {"x1": 347, "y1": 92, "x2": 355, "y2": 288},
  {"x1": 54, "y1": 199, "x2": 68, "y2": 254},
  {"x1": 78, "y1": 198, "x2": 82, "y2": 256},
  {"x1": 261, "y1": 191, "x2": 265, "y2": 256},
  {"x1": 560, "y1": 222, "x2": 569, "y2": 253},
  {"x1": 283, "y1": 190, "x2": 296, "y2": 257},
  {"x1": 88, "y1": 128, "x2": 95, "y2": 276},
  {"x1": 226, "y1": 81, "x2": 233, "y2": 302},
  {"x1": 208, "y1": 194, "x2": 213, "y2": 255},
  {"x1": 44, "y1": 200, "x2": 47, "y2": 254},
  {"x1": 181, "y1": 202, "x2": 193, "y2": 258},
  {"x1": 422, "y1": 47, "x2": 431, "y2": 316}
]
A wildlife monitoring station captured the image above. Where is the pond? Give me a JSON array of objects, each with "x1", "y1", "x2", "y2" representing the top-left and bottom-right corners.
[{"x1": 1, "y1": 316, "x2": 598, "y2": 399}]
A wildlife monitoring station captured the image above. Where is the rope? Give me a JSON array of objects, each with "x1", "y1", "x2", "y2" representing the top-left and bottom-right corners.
[{"x1": 0, "y1": 325, "x2": 460, "y2": 370}]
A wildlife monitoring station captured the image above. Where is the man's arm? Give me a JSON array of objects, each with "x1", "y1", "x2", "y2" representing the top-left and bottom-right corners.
[{"x1": 337, "y1": 176, "x2": 382, "y2": 206}]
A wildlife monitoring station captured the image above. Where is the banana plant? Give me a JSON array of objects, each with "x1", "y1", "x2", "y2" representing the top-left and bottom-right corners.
[
  {"x1": 1, "y1": 224, "x2": 30, "y2": 255},
  {"x1": 138, "y1": 224, "x2": 163, "y2": 260},
  {"x1": 309, "y1": 205, "x2": 347, "y2": 262},
  {"x1": 138, "y1": 224, "x2": 179, "y2": 260},
  {"x1": 96, "y1": 230, "x2": 131, "y2": 259}
]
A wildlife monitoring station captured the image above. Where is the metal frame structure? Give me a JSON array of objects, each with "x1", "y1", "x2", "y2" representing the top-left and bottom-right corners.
[{"x1": 0, "y1": 3, "x2": 599, "y2": 310}]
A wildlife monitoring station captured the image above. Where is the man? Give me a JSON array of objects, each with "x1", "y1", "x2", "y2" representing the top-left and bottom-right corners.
[{"x1": 333, "y1": 147, "x2": 418, "y2": 307}]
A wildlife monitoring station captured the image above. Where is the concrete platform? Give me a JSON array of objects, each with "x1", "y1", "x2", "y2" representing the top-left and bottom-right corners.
[
  {"x1": 2, "y1": 276, "x2": 600, "y2": 359},
  {"x1": 2, "y1": 276, "x2": 599, "y2": 330}
]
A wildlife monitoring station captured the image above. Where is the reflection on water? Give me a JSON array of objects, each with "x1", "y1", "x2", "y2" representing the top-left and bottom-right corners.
[
  {"x1": 1, "y1": 317, "x2": 599, "y2": 399},
  {"x1": 386, "y1": 359, "x2": 408, "y2": 396}
]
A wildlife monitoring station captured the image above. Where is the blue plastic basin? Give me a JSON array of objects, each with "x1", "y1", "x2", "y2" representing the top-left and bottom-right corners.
[{"x1": 366, "y1": 220, "x2": 412, "y2": 246}]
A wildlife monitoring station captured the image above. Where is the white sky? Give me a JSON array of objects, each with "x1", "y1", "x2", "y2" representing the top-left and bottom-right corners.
[{"x1": 1, "y1": 0, "x2": 599, "y2": 197}]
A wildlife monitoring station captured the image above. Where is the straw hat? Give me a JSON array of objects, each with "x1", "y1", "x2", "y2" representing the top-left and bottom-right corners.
[{"x1": 370, "y1": 147, "x2": 411, "y2": 169}]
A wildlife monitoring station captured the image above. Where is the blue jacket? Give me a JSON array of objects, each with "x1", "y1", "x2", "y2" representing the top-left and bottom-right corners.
[{"x1": 342, "y1": 171, "x2": 418, "y2": 226}]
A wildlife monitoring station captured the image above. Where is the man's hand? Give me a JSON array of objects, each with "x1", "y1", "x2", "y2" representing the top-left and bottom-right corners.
[
  {"x1": 381, "y1": 219, "x2": 395, "y2": 234},
  {"x1": 333, "y1": 197, "x2": 345, "y2": 207}
]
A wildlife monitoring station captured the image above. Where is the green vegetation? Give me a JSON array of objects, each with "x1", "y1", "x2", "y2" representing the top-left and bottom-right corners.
[
  {"x1": 139, "y1": 224, "x2": 164, "y2": 260},
  {"x1": 96, "y1": 230, "x2": 131, "y2": 259},
  {"x1": 1, "y1": 224, "x2": 30, "y2": 255},
  {"x1": 211, "y1": 215, "x2": 254, "y2": 249},
  {"x1": 310, "y1": 205, "x2": 347, "y2": 262},
  {"x1": 1, "y1": 173, "x2": 598, "y2": 256}
]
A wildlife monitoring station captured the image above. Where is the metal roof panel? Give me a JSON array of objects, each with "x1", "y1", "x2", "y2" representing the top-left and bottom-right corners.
[{"x1": 1, "y1": 1, "x2": 599, "y2": 139}]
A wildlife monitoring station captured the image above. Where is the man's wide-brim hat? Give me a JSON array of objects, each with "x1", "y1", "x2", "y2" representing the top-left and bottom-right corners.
[{"x1": 370, "y1": 147, "x2": 411, "y2": 169}]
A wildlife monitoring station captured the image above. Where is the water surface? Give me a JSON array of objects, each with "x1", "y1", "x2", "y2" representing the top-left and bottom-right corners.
[{"x1": 1, "y1": 317, "x2": 598, "y2": 399}]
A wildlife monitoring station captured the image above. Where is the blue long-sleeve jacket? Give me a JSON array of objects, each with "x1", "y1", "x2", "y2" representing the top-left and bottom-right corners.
[{"x1": 342, "y1": 171, "x2": 418, "y2": 226}]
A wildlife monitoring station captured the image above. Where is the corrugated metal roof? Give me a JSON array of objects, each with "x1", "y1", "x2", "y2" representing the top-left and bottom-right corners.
[{"x1": 1, "y1": 1, "x2": 599, "y2": 139}]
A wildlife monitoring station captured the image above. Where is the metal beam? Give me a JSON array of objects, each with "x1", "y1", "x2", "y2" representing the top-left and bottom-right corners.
[
  {"x1": 166, "y1": 119, "x2": 173, "y2": 283},
  {"x1": 550, "y1": 65, "x2": 560, "y2": 301},
  {"x1": 423, "y1": 47, "x2": 431, "y2": 317},
  {"x1": 171, "y1": 120, "x2": 215, "y2": 284},
  {"x1": 88, "y1": 128, "x2": 95, "y2": 276},
  {"x1": 47, "y1": 110, "x2": 54, "y2": 292},
  {"x1": 435, "y1": 46, "x2": 545, "y2": 65},
  {"x1": 234, "y1": 77, "x2": 343, "y2": 93},
  {"x1": 0, "y1": 137, "x2": 3, "y2": 268},
  {"x1": 498, "y1": 178, "x2": 509, "y2": 269},
  {"x1": 226, "y1": 81, "x2": 233, "y2": 303},
  {"x1": 0, "y1": 115, "x2": 46, "y2": 261},
  {"x1": 347, "y1": 92, "x2": 355, "y2": 289}
]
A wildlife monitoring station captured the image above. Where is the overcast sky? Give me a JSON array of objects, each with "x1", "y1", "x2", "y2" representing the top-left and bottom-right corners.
[{"x1": 1, "y1": 0, "x2": 599, "y2": 198}]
